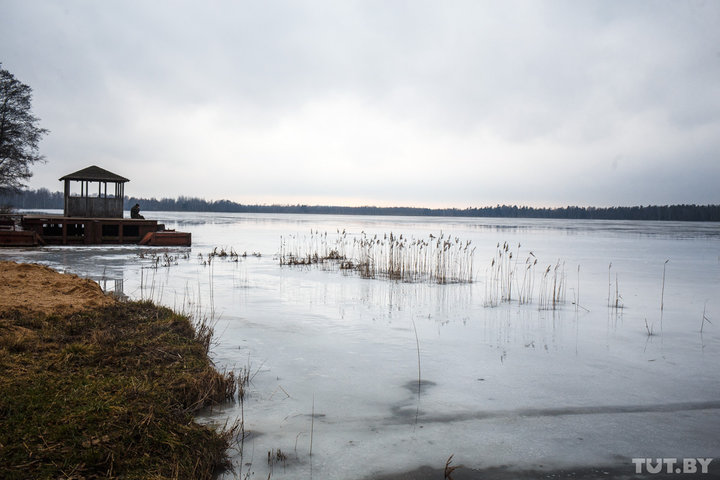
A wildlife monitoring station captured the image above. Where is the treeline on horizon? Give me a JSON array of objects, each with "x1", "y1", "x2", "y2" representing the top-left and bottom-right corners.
[{"x1": 2, "y1": 188, "x2": 720, "y2": 222}]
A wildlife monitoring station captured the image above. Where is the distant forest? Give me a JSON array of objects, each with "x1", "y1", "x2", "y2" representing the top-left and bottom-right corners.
[{"x1": 2, "y1": 188, "x2": 720, "y2": 222}]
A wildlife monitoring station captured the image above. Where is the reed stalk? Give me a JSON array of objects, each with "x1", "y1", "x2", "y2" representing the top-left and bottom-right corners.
[
  {"x1": 661, "y1": 259, "x2": 669, "y2": 311},
  {"x1": 412, "y1": 318, "x2": 421, "y2": 390},
  {"x1": 701, "y1": 302, "x2": 712, "y2": 333},
  {"x1": 310, "y1": 395, "x2": 315, "y2": 457}
]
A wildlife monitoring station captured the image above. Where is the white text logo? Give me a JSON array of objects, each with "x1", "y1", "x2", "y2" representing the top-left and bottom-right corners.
[{"x1": 632, "y1": 458, "x2": 713, "y2": 474}]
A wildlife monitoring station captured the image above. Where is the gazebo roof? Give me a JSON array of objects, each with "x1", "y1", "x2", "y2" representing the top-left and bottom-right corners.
[{"x1": 59, "y1": 165, "x2": 129, "y2": 183}]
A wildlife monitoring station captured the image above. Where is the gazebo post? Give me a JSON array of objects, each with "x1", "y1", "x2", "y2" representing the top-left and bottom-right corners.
[{"x1": 63, "y1": 179, "x2": 70, "y2": 216}]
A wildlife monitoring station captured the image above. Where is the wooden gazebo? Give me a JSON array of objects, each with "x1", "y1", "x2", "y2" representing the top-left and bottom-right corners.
[{"x1": 59, "y1": 165, "x2": 129, "y2": 218}]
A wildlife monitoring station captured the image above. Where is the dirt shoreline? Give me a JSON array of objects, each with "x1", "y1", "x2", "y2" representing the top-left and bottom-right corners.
[{"x1": 0, "y1": 260, "x2": 115, "y2": 315}]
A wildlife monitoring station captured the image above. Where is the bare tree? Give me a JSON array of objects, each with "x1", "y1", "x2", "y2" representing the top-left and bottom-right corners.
[{"x1": 0, "y1": 64, "x2": 49, "y2": 193}]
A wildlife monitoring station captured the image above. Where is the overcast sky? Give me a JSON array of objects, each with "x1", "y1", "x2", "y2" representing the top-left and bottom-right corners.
[{"x1": 1, "y1": 1, "x2": 719, "y2": 208}]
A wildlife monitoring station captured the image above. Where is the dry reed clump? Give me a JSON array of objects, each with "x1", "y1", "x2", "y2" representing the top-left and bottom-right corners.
[
  {"x1": 136, "y1": 249, "x2": 190, "y2": 268},
  {"x1": 0, "y1": 301, "x2": 239, "y2": 480},
  {"x1": 279, "y1": 230, "x2": 475, "y2": 284},
  {"x1": 198, "y1": 246, "x2": 241, "y2": 265},
  {"x1": 484, "y1": 242, "x2": 566, "y2": 310}
]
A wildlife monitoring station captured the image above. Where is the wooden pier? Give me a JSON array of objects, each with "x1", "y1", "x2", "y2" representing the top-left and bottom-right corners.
[
  {"x1": 1, "y1": 215, "x2": 190, "y2": 247},
  {"x1": 0, "y1": 165, "x2": 191, "y2": 247}
]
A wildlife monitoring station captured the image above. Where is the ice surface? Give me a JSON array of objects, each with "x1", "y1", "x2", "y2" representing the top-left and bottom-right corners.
[{"x1": 3, "y1": 212, "x2": 719, "y2": 478}]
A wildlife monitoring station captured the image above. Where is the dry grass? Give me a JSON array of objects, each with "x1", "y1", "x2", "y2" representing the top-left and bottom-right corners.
[{"x1": 0, "y1": 301, "x2": 239, "y2": 479}]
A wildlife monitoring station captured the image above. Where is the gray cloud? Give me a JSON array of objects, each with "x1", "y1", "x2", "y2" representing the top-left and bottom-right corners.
[{"x1": 1, "y1": 0, "x2": 718, "y2": 207}]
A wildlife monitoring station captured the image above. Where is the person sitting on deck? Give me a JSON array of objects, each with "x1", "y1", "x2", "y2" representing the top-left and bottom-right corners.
[{"x1": 130, "y1": 203, "x2": 145, "y2": 219}]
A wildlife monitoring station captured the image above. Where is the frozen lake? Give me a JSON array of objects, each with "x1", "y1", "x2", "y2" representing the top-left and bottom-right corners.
[{"x1": 2, "y1": 211, "x2": 719, "y2": 478}]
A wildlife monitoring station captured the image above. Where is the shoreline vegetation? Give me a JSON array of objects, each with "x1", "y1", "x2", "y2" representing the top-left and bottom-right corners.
[
  {"x1": 0, "y1": 262, "x2": 239, "y2": 479},
  {"x1": 2, "y1": 189, "x2": 720, "y2": 221}
]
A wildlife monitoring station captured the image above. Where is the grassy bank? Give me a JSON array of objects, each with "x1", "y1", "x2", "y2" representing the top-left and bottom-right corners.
[{"x1": 0, "y1": 300, "x2": 238, "y2": 479}]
